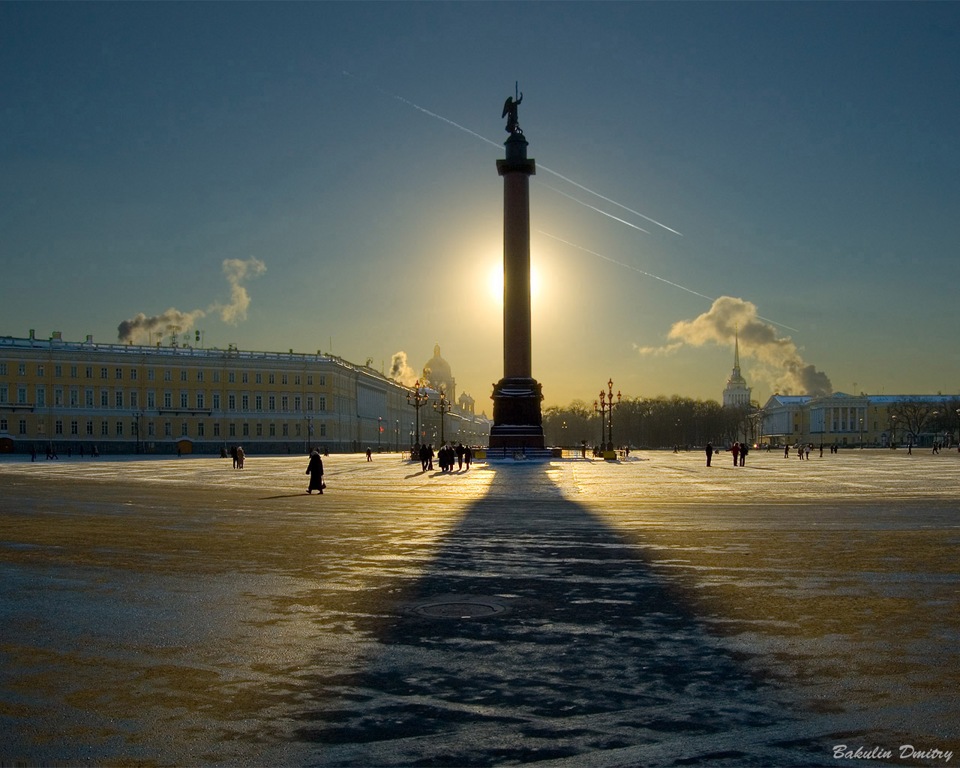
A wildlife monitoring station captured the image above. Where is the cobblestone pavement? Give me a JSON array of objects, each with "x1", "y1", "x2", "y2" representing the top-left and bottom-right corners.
[{"x1": 0, "y1": 449, "x2": 958, "y2": 766}]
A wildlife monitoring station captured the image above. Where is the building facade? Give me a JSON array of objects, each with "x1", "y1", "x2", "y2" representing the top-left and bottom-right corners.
[
  {"x1": 758, "y1": 392, "x2": 958, "y2": 448},
  {"x1": 0, "y1": 332, "x2": 490, "y2": 455}
]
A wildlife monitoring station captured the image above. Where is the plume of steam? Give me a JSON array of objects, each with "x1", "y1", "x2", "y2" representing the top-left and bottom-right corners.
[
  {"x1": 638, "y1": 296, "x2": 833, "y2": 396},
  {"x1": 212, "y1": 257, "x2": 267, "y2": 325},
  {"x1": 117, "y1": 257, "x2": 266, "y2": 343},
  {"x1": 389, "y1": 351, "x2": 418, "y2": 386},
  {"x1": 117, "y1": 308, "x2": 205, "y2": 345}
]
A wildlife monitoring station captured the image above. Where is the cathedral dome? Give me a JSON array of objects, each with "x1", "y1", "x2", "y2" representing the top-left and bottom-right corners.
[{"x1": 423, "y1": 343, "x2": 456, "y2": 400}]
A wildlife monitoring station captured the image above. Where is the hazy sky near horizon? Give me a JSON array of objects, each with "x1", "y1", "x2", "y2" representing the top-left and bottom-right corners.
[{"x1": 2, "y1": 2, "x2": 959, "y2": 409}]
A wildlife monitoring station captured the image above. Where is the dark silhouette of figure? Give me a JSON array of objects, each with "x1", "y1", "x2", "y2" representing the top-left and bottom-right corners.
[
  {"x1": 456, "y1": 442, "x2": 465, "y2": 470},
  {"x1": 731, "y1": 442, "x2": 740, "y2": 466},
  {"x1": 502, "y1": 93, "x2": 523, "y2": 134},
  {"x1": 419, "y1": 443, "x2": 430, "y2": 472},
  {"x1": 739, "y1": 443, "x2": 748, "y2": 466},
  {"x1": 306, "y1": 449, "x2": 324, "y2": 494},
  {"x1": 464, "y1": 444, "x2": 472, "y2": 469},
  {"x1": 705, "y1": 442, "x2": 713, "y2": 467},
  {"x1": 366, "y1": 447, "x2": 373, "y2": 462}
]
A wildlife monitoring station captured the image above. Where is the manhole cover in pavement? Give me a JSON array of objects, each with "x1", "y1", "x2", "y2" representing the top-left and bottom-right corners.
[{"x1": 410, "y1": 598, "x2": 510, "y2": 619}]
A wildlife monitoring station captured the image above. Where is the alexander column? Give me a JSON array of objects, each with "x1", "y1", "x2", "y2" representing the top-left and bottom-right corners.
[{"x1": 489, "y1": 89, "x2": 545, "y2": 450}]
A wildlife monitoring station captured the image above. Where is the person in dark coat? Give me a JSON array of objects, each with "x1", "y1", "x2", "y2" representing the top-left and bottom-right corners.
[
  {"x1": 419, "y1": 443, "x2": 430, "y2": 472},
  {"x1": 306, "y1": 449, "x2": 324, "y2": 494},
  {"x1": 705, "y1": 442, "x2": 713, "y2": 467}
]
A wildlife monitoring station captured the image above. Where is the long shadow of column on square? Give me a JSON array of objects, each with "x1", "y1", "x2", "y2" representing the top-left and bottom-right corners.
[{"x1": 292, "y1": 463, "x2": 818, "y2": 766}]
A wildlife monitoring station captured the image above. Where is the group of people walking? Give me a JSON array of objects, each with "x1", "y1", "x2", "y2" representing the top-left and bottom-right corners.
[
  {"x1": 704, "y1": 441, "x2": 749, "y2": 466},
  {"x1": 417, "y1": 442, "x2": 472, "y2": 472}
]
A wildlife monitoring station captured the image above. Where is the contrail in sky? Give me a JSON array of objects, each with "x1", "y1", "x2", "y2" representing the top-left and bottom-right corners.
[
  {"x1": 341, "y1": 71, "x2": 680, "y2": 236},
  {"x1": 539, "y1": 183, "x2": 650, "y2": 234},
  {"x1": 537, "y1": 166, "x2": 683, "y2": 236},
  {"x1": 539, "y1": 230, "x2": 799, "y2": 333},
  {"x1": 344, "y1": 70, "x2": 501, "y2": 150}
]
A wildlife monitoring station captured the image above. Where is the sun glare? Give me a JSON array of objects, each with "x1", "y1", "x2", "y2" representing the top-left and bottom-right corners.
[{"x1": 487, "y1": 262, "x2": 542, "y2": 304}]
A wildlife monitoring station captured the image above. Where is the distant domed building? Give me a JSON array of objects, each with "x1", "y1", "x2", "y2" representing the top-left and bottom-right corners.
[
  {"x1": 723, "y1": 332, "x2": 752, "y2": 407},
  {"x1": 422, "y1": 343, "x2": 456, "y2": 401}
]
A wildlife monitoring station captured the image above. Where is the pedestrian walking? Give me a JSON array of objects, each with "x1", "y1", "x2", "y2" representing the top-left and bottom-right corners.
[
  {"x1": 732, "y1": 442, "x2": 740, "y2": 466},
  {"x1": 419, "y1": 443, "x2": 430, "y2": 472},
  {"x1": 306, "y1": 449, "x2": 324, "y2": 494},
  {"x1": 456, "y1": 442, "x2": 465, "y2": 470},
  {"x1": 464, "y1": 444, "x2": 472, "y2": 469},
  {"x1": 739, "y1": 443, "x2": 748, "y2": 466},
  {"x1": 366, "y1": 447, "x2": 373, "y2": 461},
  {"x1": 705, "y1": 442, "x2": 713, "y2": 467},
  {"x1": 236, "y1": 446, "x2": 245, "y2": 468}
]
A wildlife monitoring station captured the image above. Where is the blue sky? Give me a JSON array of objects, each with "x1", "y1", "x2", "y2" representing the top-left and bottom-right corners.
[{"x1": 2, "y1": 2, "x2": 958, "y2": 409}]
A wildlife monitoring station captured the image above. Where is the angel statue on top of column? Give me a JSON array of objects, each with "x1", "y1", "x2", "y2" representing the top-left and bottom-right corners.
[{"x1": 502, "y1": 92, "x2": 523, "y2": 134}]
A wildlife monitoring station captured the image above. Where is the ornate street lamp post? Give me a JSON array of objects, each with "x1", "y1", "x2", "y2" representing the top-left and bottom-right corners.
[
  {"x1": 407, "y1": 380, "x2": 429, "y2": 449},
  {"x1": 433, "y1": 387, "x2": 452, "y2": 445},
  {"x1": 594, "y1": 396, "x2": 607, "y2": 451},
  {"x1": 593, "y1": 378, "x2": 621, "y2": 453}
]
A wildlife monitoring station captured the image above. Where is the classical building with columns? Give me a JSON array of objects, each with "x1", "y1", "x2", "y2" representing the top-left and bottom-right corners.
[
  {"x1": 0, "y1": 331, "x2": 490, "y2": 455},
  {"x1": 758, "y1": 392, "x2": 956, "y2": 448}
]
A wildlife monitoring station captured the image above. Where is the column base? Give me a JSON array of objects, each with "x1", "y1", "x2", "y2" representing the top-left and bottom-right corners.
[{"x1": 489, "y1": 377, "x2": 544, "y2": 449}]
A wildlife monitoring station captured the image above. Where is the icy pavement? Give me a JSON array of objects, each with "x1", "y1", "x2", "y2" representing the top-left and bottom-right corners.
[{"x1": 0, "y1": 449, "x2": 958, "y2": 766}]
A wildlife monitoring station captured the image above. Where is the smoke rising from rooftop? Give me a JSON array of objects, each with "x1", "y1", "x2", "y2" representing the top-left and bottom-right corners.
[
  {"x1": 117, "y1": 258, "x2": 266, "y2": 344},
  {"x1": 117, "y1": 308, "x2": 206, "y2": 346},
  {"x1": 212, "y1": 258, "x2": 266, "y2": 325},
  {"x1": 389, "y1": 351, "x2": 418, "y2": 386},
  {"x1": 638, "y1": 296, "x2": 833, "y2": 396}
]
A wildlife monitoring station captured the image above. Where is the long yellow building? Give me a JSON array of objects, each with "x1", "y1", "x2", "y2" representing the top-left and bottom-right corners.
[{"x1": 0, "y1": 331, "x2": 489, "y2": 455}]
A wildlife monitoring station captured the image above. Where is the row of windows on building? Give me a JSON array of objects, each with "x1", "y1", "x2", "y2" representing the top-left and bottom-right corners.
[
  {"x1": 0, "y1": 361, "x2": 325, "y2": 387},
  {"x1": 0, "y1": 386, "x2": 327, "y2": 412},
  {"x1": 0, "y1": 416, "x2": 327, "y2": 440}
]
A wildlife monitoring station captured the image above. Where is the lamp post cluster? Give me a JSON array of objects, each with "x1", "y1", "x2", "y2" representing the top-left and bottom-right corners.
[
  {"x1": 407, "y1": 379, "x2": 429, "y2": 448},
  {"x1": 433, "y1": 387, "x2": 452, "y2": 445},
  {"x1": 593, "y1": 378, "x2": 621, "y2": 452}
]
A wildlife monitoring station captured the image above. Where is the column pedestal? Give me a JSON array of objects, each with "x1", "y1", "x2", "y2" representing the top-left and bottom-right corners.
[{"x1": 489, "y1": 377, "x2": 544, "y2": 449}]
